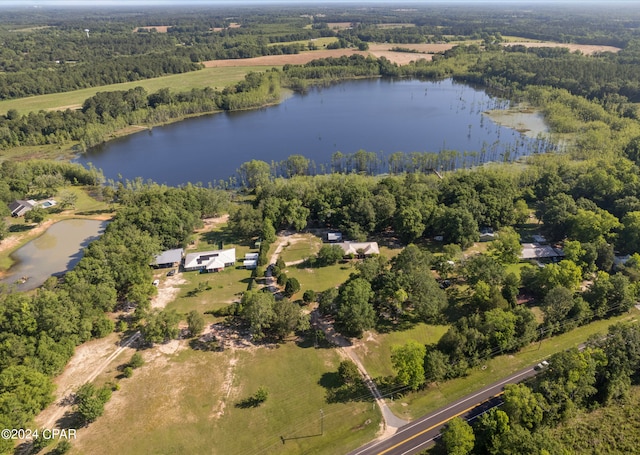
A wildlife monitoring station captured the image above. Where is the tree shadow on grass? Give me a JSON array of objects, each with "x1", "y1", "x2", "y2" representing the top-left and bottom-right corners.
[
  {"x1": 9, "y1": 224, "x2": 33, "y2": 233},
  {"x1": 201, "y1": 226, "x2": 252, "y2": 248},
  {"x1": 318, "y1": 373, "x2": 372, "y2": 404},
  {"x1": 375, "y1": 316, "x2": 416, "y2": 334}
]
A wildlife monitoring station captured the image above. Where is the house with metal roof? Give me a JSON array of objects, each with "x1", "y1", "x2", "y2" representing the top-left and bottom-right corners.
[
  {"x1": 183, "y1": 248, "x2": 236, "y2": 272},
  {"x1": 152, "y1": 248, "x2": 184, "y2": 268},
  {"x1": 338, "y1": 242, "x2": 380, "y2": 258}
]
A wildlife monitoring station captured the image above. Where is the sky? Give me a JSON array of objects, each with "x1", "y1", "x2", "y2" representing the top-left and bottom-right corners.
[{"x1": 1, "y1": 0, "x2": 631, "y2": 5}]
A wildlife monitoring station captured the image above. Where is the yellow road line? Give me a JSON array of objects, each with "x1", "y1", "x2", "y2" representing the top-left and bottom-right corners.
[{"x1": 377, "y1": 392, "x2": 505, "y2": 455}]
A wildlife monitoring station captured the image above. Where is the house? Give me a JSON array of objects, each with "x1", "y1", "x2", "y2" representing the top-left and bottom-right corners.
[
  {"x1": 479, "y1": 227, "x2": 495, "y2": 242},
  {"x1": 326, "y1": 232, "x2": 343, "y2": 243},
  {"x1": 520, "y1": 243, "x2": 564, "y2": 261},
  {"x1": 183, "y1": 248, "x2": 236, "y2": 272},
  {"x1": 531, "y1": 234, "x2": 548, "y2": 244},
  {"x1": 337, "y1": 242, "x2": 379, "y2": 258},
  {"x1": 152, "y1": 248, "x2": 184, "y2": 268},
  {"x1": 9, "y1": 200, "x2": 36, "y2": 217}
]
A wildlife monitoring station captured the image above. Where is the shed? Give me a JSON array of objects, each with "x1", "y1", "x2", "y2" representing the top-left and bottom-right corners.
[
  {"x1": 243, "y1": 259, "x2": 257, "y2": 270},
  {"x1": 326, "y1": 232, "x2": 343, "y2": 243},
  {"x1": 244, "y1": 252, "x2": 259, "y2": 261},
  {"x1": 152, "y1": 248, "x2": 184, "y2": 268}
]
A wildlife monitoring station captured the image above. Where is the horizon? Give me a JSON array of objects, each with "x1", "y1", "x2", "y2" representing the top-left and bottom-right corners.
[{"x1": 2, "y1": 0, "x2": 639, "y2": 6}]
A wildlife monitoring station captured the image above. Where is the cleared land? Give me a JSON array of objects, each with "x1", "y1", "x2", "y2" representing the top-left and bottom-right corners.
[
  {"x1": 0, "y1": 66, "x2": 269, "y2": 115},
  {"x1": 70, "y1": 325, "x2": 380, "y2": 455},
  {"x1": 503, "y1": 42, "x2": 621, "y2": 55}
]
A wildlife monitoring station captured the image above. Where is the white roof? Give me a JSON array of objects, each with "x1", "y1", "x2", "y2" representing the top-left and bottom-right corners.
[
  {"x1": 243, "y1": 259, "x2": 257, "y2": 267},
  {"x1": 520, "y1": 243, "x2": 564, "y2": 260},
  {"x1": 244, "y1": 253, "x2": 259, "y2": 260},
  {"x1": 338, "y1": 242, "x2": 380, "y2": 256},
  {"x1": 184, "y1": 248, "x2": 236, "y2": 269}
]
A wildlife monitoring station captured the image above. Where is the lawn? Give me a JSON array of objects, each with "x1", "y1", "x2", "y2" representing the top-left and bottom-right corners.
[
  {"x1": 387, "y1": 307, "x2": 640, "y2": 420},
  {"x1": 71, "y1": 342, "x2": 380, "y2": 455},
  {"x1": 166, "y1": 226, "x2": 259, "y2": 314},
  {"x1": 0, "y1": 66, "x2": 272, "y2": 115},
  {"x1": 269, "y1": 37, "x2": 338, "y2": 48},
  {"x1": 284, "y1": 261, "x2": 355, "y2": 298},
  {"x1": 278, "y1": 234, "x2": 322, "y2": 264},
  {"x1": 354, "y1": 324, "x2": 450, "y2": 380}
]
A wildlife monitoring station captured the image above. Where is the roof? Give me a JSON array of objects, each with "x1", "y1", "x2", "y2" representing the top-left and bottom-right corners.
[
  {"x1": 327, "y1": 232, "x2": 343, "y2": 241},
  {"x1": 520, "y1": 243, "x2": 564, "y2": 260},
  {"x1": 338, "y1": 242, "x2": 380, "y2": 256},
  {"x1": 184, "y1": 248, "x2": 236, "y2": 270},
  {"x1": 244, "y1": 253, "x2": 259, "y2": 260},
  {"x1": 9, "y1": 199, "x2": 36, "y2": 216},
  {"x1": 243, "y1": 259, "x2": 257, "y2": 268},
  {"x1": 153, "y1": 248, "x2": 184, "y2": 265}
]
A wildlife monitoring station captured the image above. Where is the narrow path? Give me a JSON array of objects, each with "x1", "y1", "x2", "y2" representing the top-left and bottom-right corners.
[
  {"x1": 310, "y1": 309, "x2": 408, "y2": 437},
  {"x1": 38, "y1": 331, "x2": 141, "y2": 430},
  {"x1": 266, "y1": 232, "x2": 407, "y2": 435}
]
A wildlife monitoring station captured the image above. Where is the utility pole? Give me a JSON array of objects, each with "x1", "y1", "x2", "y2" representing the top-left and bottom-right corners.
[{"x1": 320, "y1": 409, "x2": 324, "y2": 435}]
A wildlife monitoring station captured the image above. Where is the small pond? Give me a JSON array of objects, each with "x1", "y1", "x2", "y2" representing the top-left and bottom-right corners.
[{"x1": 2, "y1": 219, "x2": 108, "y2": 291}]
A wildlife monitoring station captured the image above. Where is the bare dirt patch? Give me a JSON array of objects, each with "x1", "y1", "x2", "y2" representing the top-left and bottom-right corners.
[
  {"x1": 35, "y1": 332, "x2": 139, "y2": 430},
  {"x1": 503, "y1": 42, "x2": 620, "y2": 55},
  {"x1": 150, "y1": 273, "x2": 187, "y2": 309},
  {"x1": 134, "y1": 25, "x2": 172, "y2": 33},
  {"x1": 327, "y1": 22, "x2": 353, "y2": 30},
  {"x1": 203, "y1": 49, "x2": 369, "y2": 68},
  {"x1": 203, "y1": 43, "x2": 456, "y2": 68}
]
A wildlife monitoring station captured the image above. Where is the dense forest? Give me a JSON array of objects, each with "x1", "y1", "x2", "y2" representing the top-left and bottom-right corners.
[{"x1": 2, "y1": 4, "x2": 640, "y2": 454}]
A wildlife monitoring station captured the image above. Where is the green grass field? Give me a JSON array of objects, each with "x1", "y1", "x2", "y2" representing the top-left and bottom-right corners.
[
  {"x1": 268, "y1": 37, "x2": 338, "y2": 48},
  {"x1": 0, "y1": 66, "x2": 277, "y2": 115},
  {"x1": 355, "y1": 324, "x2": 450, "y2": 379},
  {"x1": 72, "y1": 341, "x2": 380, "y2": 455},
  {"x1": 278, "y1": 234, "x2": 322, "y2": 264},
  {"x1": 285, "y1": 261, "x2": 355, "y2": 299}
]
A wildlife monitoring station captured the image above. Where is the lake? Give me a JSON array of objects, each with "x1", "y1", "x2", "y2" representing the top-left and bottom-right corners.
[
  {"x1": 78, "y1": 78, "x2": 551, "y2": 187},
  {"x1": 2, "y1": 219, "x2": 108, "y2": 291}
]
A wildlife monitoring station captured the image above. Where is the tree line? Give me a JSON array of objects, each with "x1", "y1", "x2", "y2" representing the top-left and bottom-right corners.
[
  {"x1": 439, "y1": 321, "x2": 640, "y2": 455},
  {"x1": 0, "y1": 179, "x2": 229, "y2": 452}
]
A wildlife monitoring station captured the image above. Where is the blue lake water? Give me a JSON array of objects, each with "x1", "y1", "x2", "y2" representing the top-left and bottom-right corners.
[{"x1": 78, "y1": 78, "x2": 550, "y2": 187}]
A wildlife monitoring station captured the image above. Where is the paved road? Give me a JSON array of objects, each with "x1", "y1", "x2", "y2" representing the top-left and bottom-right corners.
[{"x1": 348, "y1": 365, "x2": 539, "y2": 455}]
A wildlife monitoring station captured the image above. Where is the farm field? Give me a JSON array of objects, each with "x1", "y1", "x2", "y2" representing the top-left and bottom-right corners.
[{"x1": 0, "y1": 66, "x2": 270, "y2": 115}]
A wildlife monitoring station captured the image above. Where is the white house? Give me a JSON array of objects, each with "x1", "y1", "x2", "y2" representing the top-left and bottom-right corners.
[
  {"x1": 338, "y1": 242, "x2": 380, "y2": 257},
  {"x1": 520, "y1": 243, "x2": 564, "y2": 261},
  {"x1": 183, "y1": 248, "x2": 236, "y2": 272}
]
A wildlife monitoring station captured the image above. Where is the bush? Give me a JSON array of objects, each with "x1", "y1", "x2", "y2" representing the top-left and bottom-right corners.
[
  {"x1": 303, "y1": 289, "x2": 316, "y2": 303},
  {"x1": 129, "y1": 353, "x2": 144, "y2": 369},
  {"x1": 277, "y1": 272, "x2": 288, "y2": 286},
  {"x1": 122, "y1": 366, "x2": 133, "y2": 378},
  {"x1": 285, "y1": 277, "x2": 301, "y2": 297}
]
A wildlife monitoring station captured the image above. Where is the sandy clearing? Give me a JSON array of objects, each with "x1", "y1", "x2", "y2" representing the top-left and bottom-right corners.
[
  {"x1": 503, "y1": 42, "x2": 621, "y2": 55},
  {"x1": 35, "y1": 331, "x2": 140, "y2": 430},
  {"x1": 150, "y1": 273, "x2": 187, "y2": 309},
  {"x1": 203, "y1": 49, "x2": 370, "y2": 68},
  {"x1": 134, "y1": 25, "x2": 171, "y2": 33}
]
